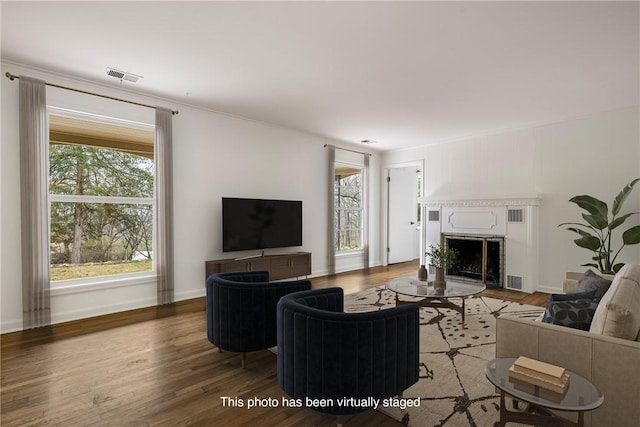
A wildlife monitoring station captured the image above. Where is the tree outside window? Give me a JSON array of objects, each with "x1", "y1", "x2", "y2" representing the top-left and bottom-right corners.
[
  {"x1": 49, "y1": 113, "x2": 155, "y2": 282},
  {"x1": 334, "y1": 165, "x2": 362, "y2": 251}
]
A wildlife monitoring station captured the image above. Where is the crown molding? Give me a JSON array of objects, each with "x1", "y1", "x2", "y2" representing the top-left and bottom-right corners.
[{"x1": 419, "y1": 195, "x2": 541, "y2": 208}]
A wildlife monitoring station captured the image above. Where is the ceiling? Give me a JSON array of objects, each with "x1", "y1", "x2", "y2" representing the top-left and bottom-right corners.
[{"x1": 2, "y1": 1, "x2": 639, "y2": 152}]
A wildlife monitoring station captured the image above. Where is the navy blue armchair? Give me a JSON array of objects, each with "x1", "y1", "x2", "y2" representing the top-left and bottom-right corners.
[
  {"x1": 277, "y1": 287, "x2": 420, "y2": 416},
  {"x1": 206, "y1": 271, "x2": 311, "y2": 368}
]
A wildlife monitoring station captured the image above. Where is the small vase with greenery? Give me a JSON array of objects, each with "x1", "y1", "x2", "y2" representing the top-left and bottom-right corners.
[
  {"x1": 426, "y1": 244, "x2": 458, "y2": 290},
  {"x1": 559, "y1": 178, "x2": 640, "y2": 274}
]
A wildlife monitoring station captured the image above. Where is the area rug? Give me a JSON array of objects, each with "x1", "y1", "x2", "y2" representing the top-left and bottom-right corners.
[{"x1": 343, "y1": 287, "x2": 545, "y2": 427}]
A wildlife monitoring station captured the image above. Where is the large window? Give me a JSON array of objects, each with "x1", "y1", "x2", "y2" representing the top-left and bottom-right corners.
[
  {"x1": 334, "y1": 165, "x2": 363, "y2": 252},
  {"x1": 48, "y1": 112, "x2": 155, "y2": 283}
]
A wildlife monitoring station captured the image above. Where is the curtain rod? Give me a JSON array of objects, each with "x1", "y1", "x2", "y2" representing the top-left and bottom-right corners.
[
  {"x1": 324, "y1": 144, "x2": 371, "y2": 156},
  {"x1": 5, "y1": 72, "x2": 179, "y2": 115}
]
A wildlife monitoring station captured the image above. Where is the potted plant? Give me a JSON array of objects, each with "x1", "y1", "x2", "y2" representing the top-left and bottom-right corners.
[
  {"x1": 559, "y1": 178, "x2": 640, "y2": 274},
  {"x1": 426, "y1": 244, "x2": 458, "y2": 290}
]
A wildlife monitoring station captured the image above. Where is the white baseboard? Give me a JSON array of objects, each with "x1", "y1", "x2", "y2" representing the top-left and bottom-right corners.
[
  {"x1": 312, "y1": 259, "x2": 382, "y2": 278},
  {"x1": 175, "y1": 288, "x2": 205, "y2": 301},
  {"x1": 51, "y1": 296, "x2": 158, "y2": 325},
  {"x1": 1, "y1": 287, "x2": 207, "y2": 334},
  {"x1": 1, "y1": 265, "x2": 389, "y2": 334},
  {"x1": 1, "y1": 319, "x2": 23, "y2": 334}
]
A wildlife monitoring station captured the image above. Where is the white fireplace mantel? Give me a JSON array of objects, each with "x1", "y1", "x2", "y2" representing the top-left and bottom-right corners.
[
  {"x1": 418, "y1": 194, "x2": 541, "y2": 293},
  {"x1": 418, "y1": 194, "x2": 541, "y2": 208}
]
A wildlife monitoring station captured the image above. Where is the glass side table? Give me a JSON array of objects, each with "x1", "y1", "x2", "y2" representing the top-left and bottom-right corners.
[{"x1": 484, "y1": 357, "x2": 604, "y2": 427}]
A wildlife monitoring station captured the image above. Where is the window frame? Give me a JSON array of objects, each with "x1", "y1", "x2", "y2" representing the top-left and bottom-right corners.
[
  {"x1": 47, "y1": 107, "x2": 156, "y2": 290},
  {"x1": 334, "y1": 163, "x2": 364, "y2": 253}
]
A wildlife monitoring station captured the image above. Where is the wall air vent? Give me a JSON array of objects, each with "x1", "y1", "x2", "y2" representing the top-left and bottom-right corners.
[
  {"x1": 428, "y1": 210, "x2": 440, "y2": 222},
  {"x1": 506, "y1": 275, "x2": 523, "y2": 290},
  {"x1": 105, "y1": 67, "x2": 143, "y2": 84},
  {"x1": 507, "y1": 208, "x2": 524, "y2": 223}
]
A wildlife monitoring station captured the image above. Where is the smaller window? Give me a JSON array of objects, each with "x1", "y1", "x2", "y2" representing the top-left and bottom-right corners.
[{"x1": 334, "y1": 165, "x2": 363, "y2": 252}]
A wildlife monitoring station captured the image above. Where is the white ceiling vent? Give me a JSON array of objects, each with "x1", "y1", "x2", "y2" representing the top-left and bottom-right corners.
[{"x1": 105, "y1": 67, "x2": 143, "y2": 83}]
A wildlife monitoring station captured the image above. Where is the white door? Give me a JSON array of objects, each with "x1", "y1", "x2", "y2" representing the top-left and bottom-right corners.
[{"x1": 387, "y1": 166, "x2": 420, "y2": 264}]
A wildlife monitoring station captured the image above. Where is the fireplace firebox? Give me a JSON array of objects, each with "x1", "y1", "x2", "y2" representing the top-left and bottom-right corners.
[{"x1": 444, "y1": 235, "x2": 504, "y2": 288}]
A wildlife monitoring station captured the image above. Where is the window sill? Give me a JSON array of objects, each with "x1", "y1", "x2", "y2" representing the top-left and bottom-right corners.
[
  {"x1": 50, "y1": 273, "x2": 156, "y2": 296},
  {"x1": 336, "y1": 250, "x2": 364, "y2": 257}
]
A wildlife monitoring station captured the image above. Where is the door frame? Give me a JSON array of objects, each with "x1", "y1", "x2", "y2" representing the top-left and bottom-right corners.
[{"x1": 382, "y1": 160, "x2": 424, "y2": 266}]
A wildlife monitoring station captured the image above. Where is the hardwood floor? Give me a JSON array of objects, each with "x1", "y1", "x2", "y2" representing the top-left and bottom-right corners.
[
  {"x1": 310, "y1": 261, "x2": 549, "y2": 307},
  {"x1": 1, "y1": 261, "x2": 547, "y2": 427}
]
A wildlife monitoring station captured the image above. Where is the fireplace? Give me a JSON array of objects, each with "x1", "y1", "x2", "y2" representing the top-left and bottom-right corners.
[
  {"x1": 444, "y1": 235, "x2": 504, "y2": 288},
  {"x1": 420, "y1": 196, "x2": 541, "y2": 293}
]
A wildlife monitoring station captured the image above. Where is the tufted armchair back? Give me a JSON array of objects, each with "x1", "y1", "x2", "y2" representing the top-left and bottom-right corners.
[
  {"x1": 206, "y1": 271, "x2": 311, "y2": 366},
  {"x1": 277, "y1": 287, "x2": 420, "y2": 415}
]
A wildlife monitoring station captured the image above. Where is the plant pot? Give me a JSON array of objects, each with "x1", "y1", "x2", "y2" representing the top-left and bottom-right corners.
[{"x1": 433, "y1": 267, "x2": 446, "y2": 290}]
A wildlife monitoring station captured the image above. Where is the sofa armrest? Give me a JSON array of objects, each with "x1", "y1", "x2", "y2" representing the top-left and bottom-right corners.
[
  {"x1": 563, "y1": 271, "x2": 615, "y2": 294},
  {"x1": 563, "y1": 272, "x2": 583, "y2": 293},
  {"x1": 497, "y1": 315, "x2": 599, "y2": 372},
  {"x1": 496, "y1": 315, "x2": 640, "y2": 427}
]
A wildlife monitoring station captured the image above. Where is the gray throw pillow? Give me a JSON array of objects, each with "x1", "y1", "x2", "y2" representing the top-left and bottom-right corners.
[
  {"x1": 576, "y1": 269, "x2": 612, "y2": 301},
  {"x1": 541, "y1": 289, "x2": 597, "y2": 323},
  {"x1": 549, "y1": 299, "x2": 599, "y2": 331}
]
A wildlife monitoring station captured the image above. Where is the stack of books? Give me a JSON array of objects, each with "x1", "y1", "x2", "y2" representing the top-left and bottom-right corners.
[
  {"x1": 509, "y1": 377, "x2": 568, "y2": 403},
  {"x1": 508, "y1": 356, "x2": 570, "y2": 394}
]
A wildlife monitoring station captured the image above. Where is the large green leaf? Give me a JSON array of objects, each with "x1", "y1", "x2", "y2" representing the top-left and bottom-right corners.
[
  {"x1": 582, "y1": 213, "x2": 608, "y2": 230},
  {"x1": 609, "y1": 212, "x2": 639, "y2": 230},
  {"x1": 558, "y1": 222, "x2": 582, "y2": 227},
  {"x1": 560, "y1": 224, "x2": 597, "y2": 235},
  {"x1": 574, "y1": 235, "x2": 602, "y2": 251},
  {"x1": 581, "y1": 263, "x2": 600, "y2": 269},
  {"x1": 622, "y1": 225, "x2": 640, "y2": 245},
  {"x1": 612, "y1": 178, "x2": 640, "y2": 216},
  {"x1": 569, "y1": 195, "x2": 609, "y2": 218},
  {"x1": 613, "y1": 263, "x2": 626, "y2": 273}
]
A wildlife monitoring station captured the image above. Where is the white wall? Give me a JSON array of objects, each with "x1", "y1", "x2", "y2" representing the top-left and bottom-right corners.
[
  {"x1": 383, "y1": 108, "x2": 640, "y2": 292},
  {"x1": 3, "y1": 60, "x2": 636, "y2": 332},
  {"x1": 0, "y1": 62, "x2": 382, "y2": 332}
]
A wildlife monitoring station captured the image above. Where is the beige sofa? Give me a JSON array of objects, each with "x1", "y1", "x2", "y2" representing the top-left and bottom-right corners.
[{"x1": 496, "y1": 264, "x2": 640, "y2": 427}]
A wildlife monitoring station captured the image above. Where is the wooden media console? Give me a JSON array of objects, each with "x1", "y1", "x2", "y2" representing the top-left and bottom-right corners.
[{"x1": 205, "y1": 252, "x2": 311, "y2": 281}]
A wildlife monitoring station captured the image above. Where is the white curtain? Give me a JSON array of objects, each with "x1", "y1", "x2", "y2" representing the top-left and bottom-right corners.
[
  {"x1": 327, "y1": 145, "x2": 370, "y2": 274},
  {"x1": 327, "y1": 145, "x2": 336, "y2": 276},
  {"x1": 155, "y1": 107, "x2": 174, "y2": 305},
  {"x1": 19, "y1": 76, "x2": 51, "y2": 329},
  {"x1": 362, "y1": 153, "x2": 370, "y2": 269}
]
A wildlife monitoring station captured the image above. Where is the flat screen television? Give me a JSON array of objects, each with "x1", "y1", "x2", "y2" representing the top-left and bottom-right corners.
[{"x1": 222, "y1": 197, "x2": 303, "y2": 252}]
